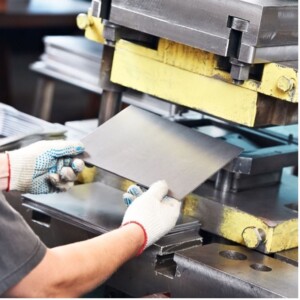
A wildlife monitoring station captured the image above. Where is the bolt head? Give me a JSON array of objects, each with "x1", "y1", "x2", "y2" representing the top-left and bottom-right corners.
[
  {"x1": 277, "y1": 76, "x2": 294, "y2": 92},
  {"x1": 242, "y1": 227, "x2": 265, "y2": 249},
  {"x1": 77, "y1": 13, "x2": 91, "y2": 30}
]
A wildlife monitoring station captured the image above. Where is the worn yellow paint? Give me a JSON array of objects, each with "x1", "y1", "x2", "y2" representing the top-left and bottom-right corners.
[
  {"x1": 81, "y1": 22, "x2": 297, "y2": 123},
  {"x1": 220, "y1": 207, "x2": 298, "y2": 253},
  {"x1": 270, "y1": 219, "x2": 298, "y2": 252},
  {"x1": 159, "y1": 39, "x2": 298, "y2": 102},
  {"x1": 242, "y1": 227, "x2": 262, "y2": 248},
  {"x1": 182, "y1": 195, "x2": 199, "y2": 217},
  {"x1": 158, "y1": 39, "x2": 217, "y2": 77},
  {"x1": 111, "y1": 40, "x2": 258, "y2": 126},
  {"x1": 109, "y1": 39, "x2": 298, "y2": 125},
  {"x1": 76, "y1": 166, "x2": 97, "y2": 184},
  {"x1": 183, "y1": 194, "x2": 297, "y2": 253},
  {"x1": 81, "y1": 16, "x2": 298, "y2": 103},
  {"x1": 220, "y1": 207, "x2": 269, "y2": 245},
  {"x1": 81, "y1": 12, "x2": 105, "y2": 44},
  {"x1": 119, "y1": 179, "x2": 136, "y2": 193},
  {"x1": 112, "y1": 39, "x2": 297, "y2": 103},
  {"x1": 256, "y1": 63, "x2": 298, "y2": 103}
]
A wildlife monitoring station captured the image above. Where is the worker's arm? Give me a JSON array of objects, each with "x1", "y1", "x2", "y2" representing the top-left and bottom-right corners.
[
  {"x1": 5, "y1": 181, "x2": 181, "y2": 298},
  {"x1": 5, "y1": 223, "x2": 144, "y2": 297},
  {"x1": 0, "y1": 140, "x2": 85, "y2": 194}
]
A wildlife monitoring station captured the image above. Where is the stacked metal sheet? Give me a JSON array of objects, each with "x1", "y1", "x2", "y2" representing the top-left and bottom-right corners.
[
  {"x1": 0, "y1": 103, "x2": 66, "y2": 151},
  {"x1": 40, "y1": 36, "x2": 103, "y2": 86}
]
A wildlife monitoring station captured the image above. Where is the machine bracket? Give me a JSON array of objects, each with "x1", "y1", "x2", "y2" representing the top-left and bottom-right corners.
[{"x1": 227, "y1": 16, "x2": 251, "y2": 83}]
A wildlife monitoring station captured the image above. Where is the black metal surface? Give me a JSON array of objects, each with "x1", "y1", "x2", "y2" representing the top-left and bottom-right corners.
[
  {"x1": 99, "y1": 0, "x2": 112, "y2": 19},
  {"x1": 82, "y1": 106, "x2": 243, "y2": 199}
]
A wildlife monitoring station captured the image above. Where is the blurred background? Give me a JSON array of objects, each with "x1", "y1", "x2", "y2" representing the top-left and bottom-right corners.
[{"x1": 0, "y1": 0, "x2": 98, "y2": 123}]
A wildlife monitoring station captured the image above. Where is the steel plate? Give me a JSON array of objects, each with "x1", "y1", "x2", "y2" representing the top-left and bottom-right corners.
[
  {"x1": 81, "y1": 106, "x2": 243, "y2": 199},
  {"x1": 22, "y1": 181, "x2": 201, "y2": 236}
]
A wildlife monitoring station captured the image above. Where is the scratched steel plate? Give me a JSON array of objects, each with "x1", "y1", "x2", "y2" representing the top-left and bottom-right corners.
[{"x1": 82, "y1": 106, "x2": 243, "y2": 199}]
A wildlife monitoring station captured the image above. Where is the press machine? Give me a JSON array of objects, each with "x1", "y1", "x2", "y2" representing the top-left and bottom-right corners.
[
  {"x1": 75, "y1": 0, "x2": 299, "y2": 296},
  {"x1": 11, "y1": 0, "x2": 298, "y2": 298},
  {"x1": 76, "y1": 0, "x2": 298, "y2": 241},
  {"x1": 77, "y1": 0, "x2": 298, "y2": 126}
]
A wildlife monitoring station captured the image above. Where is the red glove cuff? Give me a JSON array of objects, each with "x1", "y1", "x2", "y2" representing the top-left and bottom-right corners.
[{"x1": 122, "y1": 221, "x2": 148, "y2": 256}]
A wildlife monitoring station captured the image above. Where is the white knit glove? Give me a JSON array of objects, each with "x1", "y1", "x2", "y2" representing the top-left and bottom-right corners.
[
  {"x1": 6, "y1": 140, "x2": 85, "y2": 194},
  {"x1": 122, "y1": 180, "x2": 181, "y2": 254}
]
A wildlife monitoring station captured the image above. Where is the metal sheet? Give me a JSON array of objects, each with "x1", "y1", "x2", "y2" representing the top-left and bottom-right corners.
[
  {"x1": 23, "y1": 182, "x2": 126, "y2": 233},
  {"x1": 81, "y1": 106, "x2": 243, "y2": 199},
  {"x1": 23, "y1": 181, "x2": 201, "y2": 236}
]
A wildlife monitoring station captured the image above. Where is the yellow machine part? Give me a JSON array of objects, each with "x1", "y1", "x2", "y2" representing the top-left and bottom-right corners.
[
  {"x1": 111, "y1": 39, "x2": 298, "y2": 103},
  {"x1": 80, "y1": 17, "x2": 298, "y2": 126},
  {"x1": 77, "y1": 12, "x2": 105, "y2": 44},
  {"x1": 183, "y1": 194, "x2": 298, "y2": 254},
  {"x1": 76, "y1": 166, "x2": 97, "y2": 184},
  {"x1": 110, "y1": 39, "x2": 297, "y2": 127}
]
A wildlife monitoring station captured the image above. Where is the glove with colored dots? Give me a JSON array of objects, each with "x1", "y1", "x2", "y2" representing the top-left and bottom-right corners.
[
  {"x1": 6, "y1": 140, "x2": 85, "y2": 194},
  {"x1": 122, "y1": 180, "x2": 181, "y2": 254}
]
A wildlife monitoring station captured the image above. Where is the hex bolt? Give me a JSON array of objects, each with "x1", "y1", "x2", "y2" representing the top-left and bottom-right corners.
[
  {"x1": 77, "y1": 13, "x2": 93, "y2": 30},
  {"x1": 242, "y1": 227, "x2": 266, "y2": 249},
  {"x1": 277, "y1": 76, "x2": 295, "y2": 92}
]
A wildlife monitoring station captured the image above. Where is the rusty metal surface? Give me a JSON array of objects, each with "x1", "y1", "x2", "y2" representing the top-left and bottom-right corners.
[{"x1": 82, "y1": 106, "x2": 242, "y2": 199}]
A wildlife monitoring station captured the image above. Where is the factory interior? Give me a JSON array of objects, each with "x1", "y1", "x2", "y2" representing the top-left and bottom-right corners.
[{"x1": 0, "y1": 0, "x2": 298, "y2": 298}]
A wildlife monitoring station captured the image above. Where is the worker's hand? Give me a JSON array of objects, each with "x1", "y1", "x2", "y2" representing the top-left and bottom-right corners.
[
  {"x1": 122, "y1": 180, "x2": 181, "y2": 254},
  {"x1": 6, "y1": 140, "x2": 85, "y2": 194}
]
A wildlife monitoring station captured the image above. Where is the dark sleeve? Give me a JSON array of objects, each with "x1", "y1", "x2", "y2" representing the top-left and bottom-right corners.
[{"x1": 0, "y1": 192, "x2": 47, "y2": 295}]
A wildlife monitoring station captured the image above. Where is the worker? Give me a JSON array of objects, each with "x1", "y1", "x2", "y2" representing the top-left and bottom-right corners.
[{"x1": 0, "y1": 140, "x2": 181, "y2": 297}]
